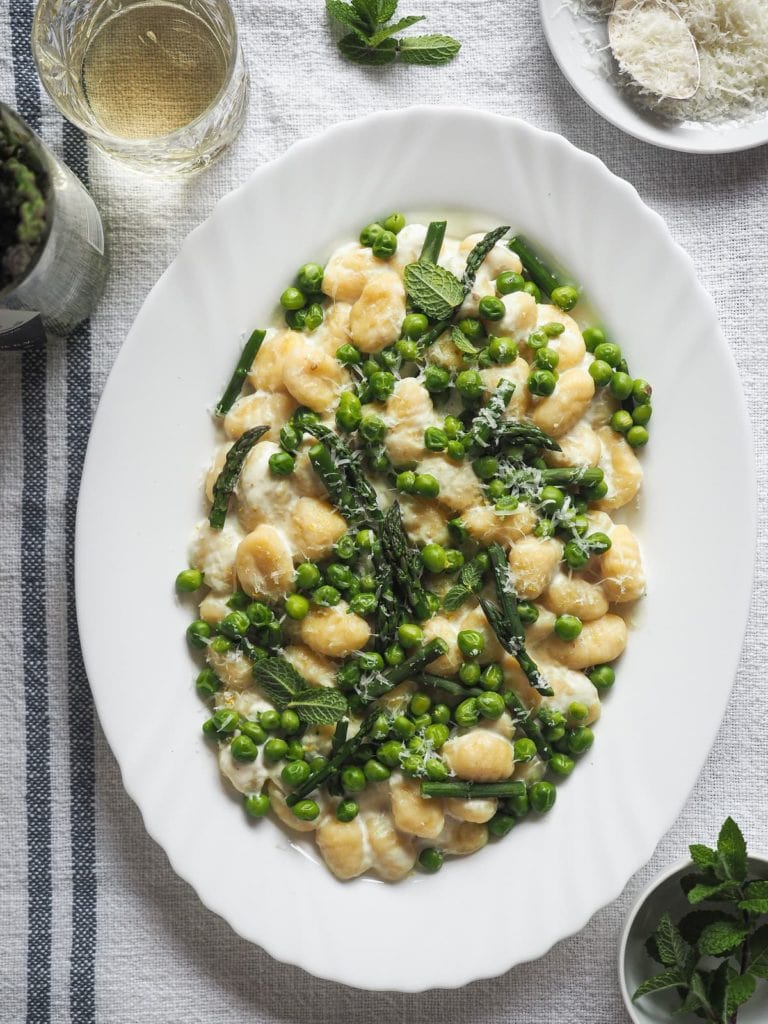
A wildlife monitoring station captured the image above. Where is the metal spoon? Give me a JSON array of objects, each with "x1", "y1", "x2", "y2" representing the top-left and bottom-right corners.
[{"x1": 608, "y1": 0, "x2": 700, "y2": 101}]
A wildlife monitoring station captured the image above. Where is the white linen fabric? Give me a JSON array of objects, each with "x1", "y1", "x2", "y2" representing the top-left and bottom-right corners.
[{"x1": 1, "y1": 1, "x2": 767, "y2": 1020}]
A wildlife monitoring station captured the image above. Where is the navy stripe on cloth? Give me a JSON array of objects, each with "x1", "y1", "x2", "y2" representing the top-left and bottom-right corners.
[
  {"x1": 62, "y1": 119, "x2": 97, "y2": 1024},
  {"x1": 11, "y1": 1, "x2": 52, "y2": 1020}
]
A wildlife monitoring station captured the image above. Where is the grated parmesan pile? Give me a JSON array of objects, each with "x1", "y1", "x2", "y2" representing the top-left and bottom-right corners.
[{"x1": 574, "y1": 0, "x2": 768, "y2": 125}]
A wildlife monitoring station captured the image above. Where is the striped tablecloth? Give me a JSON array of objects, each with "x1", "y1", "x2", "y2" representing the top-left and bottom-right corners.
[{"x1": 2, "y1": 1, "x2": 767, "y2": 1021}]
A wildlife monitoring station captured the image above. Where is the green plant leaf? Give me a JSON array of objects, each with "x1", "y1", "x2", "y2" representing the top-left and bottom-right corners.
[
  {"x1": 679, "y1": 910, "x2": 739, "y2": 945},
  {"x1": 326, "y1": 0, "x2": 370, "y2": 34},
  {"x1": 705, "y1": 961, "x2": 729, "y2": 1020},
  {"x1": 726, "y1": 972, "x2": 756, "y2": 1015},
  {"x1": 404, "y1": 261, "x2": 465, "y2": 319},
  {"x1": 688, "y1": 972, "x2": 714, "y2": 1017},
  {"x1": 717, "y1": 816, "x2": 747, "y2": 882},
  {"x1": 442, "y1": 584, "x2": 471, "y2": 612},
  {"x1": 285, "y1": 687, "x2": 348, "y2": 725},
  {"x1": 398, "y1": 33, "x2": 461, "y2": 65},
  {"x1": 739, "y1": 880, "x2": 768, "y2": 914},
  {"x1": 378, "y1": 0, "x2": 398, "y2": 19},
  {"x1": 338, "y1": 33, "x2": 398, "y2": 64},
  {"x1": 459, "y1": 560, "x2": 483, "y2": 591},
  {"x1": 697, "y1": 920, "x2": 748, "y2": 957},
  {"x1": 351, "y1": 0, "x2": 383, "y2": 31},
  {"x1": 632, "y1": 969, "x2": 686, "y2": 1001},
  {"x1": 687, "y1": 880, "x2": 737, "y2": 905},
  {"x1": 655, "y1": 913, "x2": 692, "y2": 971},
  {"x1": 747, "y1": 923, "x2": 768, "y2": 979},
  {"x1": 675, "y1": 989, "x2": 704, "y2": 1015},
  {"x1": 690, "y1": 843, "x2": 718, "y2": 871},
  {"x1": 367, "y1": 14, "x2": 425, "y2": 45},
  {"x1": 451, "y1": 325, "x2": 479, "y2": 356},
  {"x1": 252, "y1": 657, "x2": 306, "y2": 709}
]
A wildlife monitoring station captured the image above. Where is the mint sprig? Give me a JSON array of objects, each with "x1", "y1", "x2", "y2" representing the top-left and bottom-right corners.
[
  {"x1": 253, "y1": 657, "x2": 347, "y2": 725},
  {"x1": 327, "y1": 0, "x2": 460, "y2": 67},
  {"x1": 634, "y1": 817, "x2": 768, "y2": 1022}
]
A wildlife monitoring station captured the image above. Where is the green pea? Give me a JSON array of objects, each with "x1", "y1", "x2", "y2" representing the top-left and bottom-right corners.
[
  {"x1": 281, "y1": 759, "x2": 311, "y2": 787},
  {"x1": 542, "y1": 322, "x2": 565, "y2": 338},
  {"x1": 421, "y1": 427, "x2": 448, "y2": 454},
  {"x1": 495, "y1": 495, "x2": 519, "y2": 514},
  {"x1": 382, "y1": 212, "x2": 405, "y2": 234},
  {"x1": 247, "y1": 601, "x2": 274, "y2": 627},
  {"x1": 587, "y1": 531, "x2": 611, "y2": 554},
  {"x1": 517, "y1": 601, "x2": 539, "y2": 625},
  {"x1": 356, "y1": 651, "x2": 384, "y2": 673},
  {"x1": 292, "y1": 799, "x2": 320, "y2": 821},
  {"x1": 338, "y1": 765, "x2": 365, "y2": 793},
  {"x1": 425, "y1": 757, "x2": 449, "y2": 782},
  {"x1": 424, "y1": 364, "x2": 451, "y2": 393},
  {"x1": 583, "y1": 479, "x2": 609, "y2": 501},
  {"x1": 514, "y1": 738, "x2": 537, "y2": 762},
  {"x1": 632, "y1": 378, "x2": 652, "y2": 404},
  {"x1": 176, "y1": 568, "x2": 204, "y2": 593},
  {"x1": 472, "y1": 455, "x2": 499, "y2": 480},
  {"x1": 295, "y1": 563, "x2": 321, "y2": 591},
  {"x1": 593, "y1": 342, "x2": 622, "y2": 367},
  {"x1": 362, "y1": 359, "x2": 379, "y2": 380},
  {"x1": 551, "y1": 285, "x2": 579, "y2": 311},
  {"x1": 401, "y1": 311, "x2": 429, "y2": 339},
  {"x1": 424, "y1": 723, "x2": 449, "y2": 749},
  {"x1": 626, "y1": 425, "x2": 649, "y2": 448},
  {"x1": 395, "y1": 470, "x2": 416, "y2": 494},
  {"x1": 285, "y1": 739, "x2": 306, "y2": 761},
  {"x1": 448, "y1": 517, "x2": 469, "y2": 542},
  {"x1": 540, "y1": 485, "x2": 565, "y2": 512},
  {"x1": 610, "y1": 410, "x2": 633, "y2": 434},
  {"x1": 369, "y1": 370, "x2": 395, "y2": 402},
  {"x1": 444, "y1": 549, "x2": 465, "y2": 572},
  {"x1": 523, "y1": 280, "x2": 542, "y2": 301},
  {"x1": 259, "y1": 709, "x2": 281, "y2": 731},
  {"x1": 395, "y1": 624, "x2": 421, "y2": 651},
  {"x1": 534, "y1": 519, "x2": 556, "y2": 538},
  {"x1": 589, "y1": 664, "x2": 615, "y2": 689},
  {"x1": 324, "y1": 564, "x2": 353, "y2": 591},
  {"x1": 359, "y1": 414, "x2": 387, "y2": 444},
  {"x1": 336, "y1": 343, "x2": 362, "y2": 367},
  {"x1": 455, "y1": 697, "x2": 480, "y2": 728},
  {"x1": 457, "y1": 629, "x2": 485, "y2": 659},
  {"x1": 313, "y1": 585, "x2": 341, "y2": 607},
  {"x1": 554, "y1": 614, "x2": 583, "y2": 641},
  {"x1": 632, "y1": 403, "x2": 652, "y2": 426},
  {"x1": 296, "y1": 262, "x2": 324, "y2": 292},
  {"x1": 457, "y1": 317, "x2": 485, "y2": 341},
  {"x1": 244, "y1": 792, "x2": 271, "y2": 818},
  {"x1": 418, "y1": 847, "x2": 444, "y2": 873},
  {"x1": 239, "y1": 720, "x2": 267, "y2": 745},
  {"x1": 480, "y1": 663, "x2": 504, "y2": 691},
  {"x1": 527, "y1": 369, "x2": 558, "y2": 397},
  {"x1": 195, "y1": 667, "x2": 220, "y2": 698},
  {"x1": 281, "y1": 593, "x2": 308, "y2": 622},
  {"x1": 413, "y1": 473, "x2": 440, "y2": 498},
  {"x1": 568, "y1": 701, "x2": 589, "y2": 722},
  {"x1": 431, "y1": 703, "x2": 451, "y2": 726},
  {"x1": 280, "y1": 286, "x2": 306, "y2": 311},
  {"x1": 474, "y1": 551, "x2": 491, "y2": 572},
  {"x1": 212, "y1": 708, "x2": 240, "y2": 734},
  {"x1": 360, "y1": 222, "x2": 383, "y2": 246},
  {"x1": 202, "y1": 718, "x2": 218, "y2": 737},
  {"x1": 349, "y1": 592, "x2": 377, "y2": 617},
  {"x1": 488, "y1": 335, "x2": 518, "y2": 364},
  {"x1": 550, "y1": 752, "x2": 575, "y2": 776},
  {"x1": 536, "y1": 347, "x2": 560, "y2": 371},
  {"x1": 582, "y1": 327, "x2": 605, "y2": 352},
  {"x1": 505, "y1": 784, "x2": 530, "y2": 818},
  {"x1": 372, "y1": 229, "x2": 397, "y2": 259},
  {"x1": 359, "y1": 573, "x2": 377, "y2": 593},
  {"x1": 280, "y1": 709, "x2": 302, "y2": 735},
  {"x1": 335, "y1": 391, "x2": 362, "y2": 432},
  {"x1": 303, "y1": 303, "x2": 324, "y2": 332},
  {"x1": 364, "y1": 758, "x2": 391, "y2": 782},
  {"x1": 529, "y1": 780, "x2": 557, "y2": 812},
  {"x1": 392, "y1": 715, "x2": 416, "y2": 740},
  {"x1": 269, "y1": 451, "x2": 295, "y2": 477},
  {"x1": 455, "y1": 369, "x2": 483, "y2": 398},
  {"x1": 378, "y1": 643, "x2": 403, "y2": 669},
  {"x1": 446, "y1": 440, "x2": 465, "y2": 461},
  {"x1": 568, "y1": 727, "x2": 594, "y2": 755},
  {"x1": 396, "y1": 338, "x2": 421, "y2": 362},
  {"x1": 419, "y1": 543, "x2": 446, "y2": 574},
  {"x1": 488, "y1": 812, "x2": 516, "y2": 838},
  {"x1": 609, "y1": 371, "x2": 633, "y2": 401},
  {"x1": 187, "y1": 620, "x2": 211, "y2": 648},
  {"x1": 527, "y1": 329, "x2": 548, "y2": 351},
  {"x1": 496, "y1": 271, "x2": 525, "y2": 295},
  {"x1": 459, "y1": 662, "x2": 482, "y2": 686},
  {"x1": 336, "y1": 798, "x2": 359, "y2": 822},
  {"x1": 263, "y1": 738, "x2": 288, "y2": 762},
  {"x1": 378, "y1": 740, "x2": 405, "y2": 768},
  {"x1": 477, "y1": 691, "x2": 505, "y2": 719},
  {"x1": 479, "y1": 295, "x2": 505, "y2": 321},
  {"x1": 588, "y1": 360, "x2": 613, "y2": 387}
]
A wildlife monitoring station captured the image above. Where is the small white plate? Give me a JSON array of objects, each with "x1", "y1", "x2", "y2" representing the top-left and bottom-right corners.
[
  {"x1": 76, "y1": 106, "x2": 755, "y2": 991},
  {"x1": 539, "y1": 0, "x2": 768, "y2": 154}
]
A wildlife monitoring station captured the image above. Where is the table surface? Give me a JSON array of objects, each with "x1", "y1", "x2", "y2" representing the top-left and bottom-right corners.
[{"x1": 2, "y1": 2, "x2": 767, "y2": 1021}]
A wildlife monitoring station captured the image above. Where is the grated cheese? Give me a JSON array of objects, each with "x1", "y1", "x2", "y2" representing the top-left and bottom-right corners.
[{"x1": 574, "y1": 0, "x2": 768, "y2": 125}]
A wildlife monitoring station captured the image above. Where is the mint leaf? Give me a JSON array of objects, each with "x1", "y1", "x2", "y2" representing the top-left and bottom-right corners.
[
  {"x1": 697, "y1": 920, "x2": 748, "y2": 956},
  {"x1": 286, "y1": 687, "x2": 347, "y2": 725},
  {"x1": 398, "y1": 33, "x2": 461, "y2": 65},
  {"x1": 717, "y1": 816, "x2": 747, "y2": 882},
  {"x1": 459, "y1": 560, "x2": 483, "y2": 591},
  {"x1": 351, "y1": 0, "x2": 383, "y2": 31},
  {"x1": 632, "y1": 969, "x2": 686, "y2": 1001},
  {"x1": 443, "y1": 584, "x2": 471, "y2": 612},
  {"x1": 338, "y1": 33, "x2": 397, "y2": 64},
  {"x1": 252, "y1": 657, "x2": 306, "y2": 709},
  {"x1": 326, "y1": 0, "x2": 369, "y2": 34},
  {"x1": 739, "y1": 880, "x2": 768, "y2": 914},
  {"x1": 404, "y1": 261, "x2": 464, "y2": 319},
  {"x1": 368, "y1": 14, "x2": 425, "y2": 46},
  {"x1": 451, "y1": 325, "x2": 479, "y2": 356},
  {"x1": 688, "y1": 972, "x2": 714, "y2": 1016},
  {"x1": 748, "y1": 923, "x2": 768, "y2": 979},
  {"x1": 378, "y1": 0, "x2": 398, "y2": 19},
  {"x1": 687, "y1": 880, "x2": 738, "y2": 905},
  {"x1": 726, "y1": 973, "x2": 756, "y2": 1015},
  {"x1": 705, "y1": 961, "x2": 729, "y2": 1020},
  {"x1": 679, "y1": 910, "x2": 738, "y2": 945},
  {"x1": 689, "y1": 843, "x2": 718, "y2": 871},
  {"x1": 463, "y1": 226, "x2": 510, "y2": 293},
  {"x1": 654, "y1": 914, "x2": 693, "y2": 972}
]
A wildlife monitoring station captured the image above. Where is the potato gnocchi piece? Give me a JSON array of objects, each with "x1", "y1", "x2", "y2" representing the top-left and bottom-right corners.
[
  {"x1": 198, "y1": 593, "x2": 230, "y2": 625},
  {"x1": 544, "y1": 420, "x2": 601, "y2": 469},
  {"x1": 204, "y1": 443, "x2": 233, "y2": 503},
  {"x1": 236, "y1": 441, "x2": 314, "y2": 532},
  {"x1": 235, "y1": 524, "x2": 294, "y2": 600},
  {"x1": 442, "y1": 731, "x2": 515, "y2": 782},
  {"x1": 390, "y1": 776, "x2": 445, "y2": 839},
  {"x1": 246, "y1": 330, "x2": 294, "y2": 393},
  {"x1": 321, "y1": 243, "x2": 380, "y2": 303},
  {"x1": 349, "y1": 272, "x2": 406, "y2": 353},
  {"x1": 435, "y1": 818, "x2": 489, "y2": 856},
  {"x1": 417, "y1": 454, "x2": 485, "y2": 513},
  {"x1": 189, "y1": 521, "x2": 243, "y2": 593},
  {"x1": 534, "y1": 305, "x2": 586, "y2": 371},
  {"x1": 269, "y1": 782, "x2": 321, "y2": 833},
  {"x1": 496, "y1": 291, "x2": 538, "y2": 337},
  {"x1": 300, "y1": 603, "x2": 371, "y2": 659},
  {"x1": 366, "y1": 812, "x2": 417, "y2": 881},
  {"x1": 531, "y1": 367, "x2": 595, "y2": 438},
  {"x1": 543, "y1": 571, "x2": 609, "y2": 622},
  {"x1": 545, "y1": 613, "x2": 628, "y2": 670},
  {"x1": 384, "y1": 377, "x2": 440, "y2": 466},
  {"x1": 223, "y1": 391, "x2": 297, "y2": 442},
  {"x1": 508, "y1": 536, "x2": 563, "y2": 600},
  {"x1": 316, "y1": 816, "x2": 368, "y2": 880},
  {"x1": 283, "y1": 644, "x2": 337, "y2": 688},
  {"x1": 595, "y1": 426, "x2": 643, "y2": 511},
  {"x1": 534, "y1": 657, "x2": 601, "y2": 725},
  {"x1": 479, "y1": 357, "x2": 532, "y2": 419},
  {"x1": 462, "y1": 502, "x2": 538, "y2": 545},
  {"x1": 206, "y1": 646, "x2": 253, "y2": 691},
  {"x1": 282, "y1": 334, "x2": 348, "y2": 412},
  {"x1": 444, "y1": 797, "x2": 498, "y2": 824},
  {"x1": 289, "y1": 496, "x2": 347, "y2": 562},
  {"x1": 399, "y1": 495, "x2": 451, "y2": 547},
  {"x1": 600, "y1": 524, "x2": 646, "y2": 602}
]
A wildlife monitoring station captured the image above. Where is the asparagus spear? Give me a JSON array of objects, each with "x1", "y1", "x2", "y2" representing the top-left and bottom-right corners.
[
  {"x1": 418, "y1": 673, "x2": 481, "y2": 699},
  {"x1": 507, "y1": 236, "x2": 564, "y2": 298},
  {"x1": 381, "y1": 501, "x2": 429, "y2": 619},
  {"x1": 503, "y1": 690, "x2": 552, "y2": 761},
  {"x1": 462, "y1": 225, "x2": 510, "y2": 294},
  {"x1": 215, "y1": 329, "x2": 266, "y2": 416},
  {"x1": 209, "y1": 425, "x2": 269, "y2": 529},
  {"x1": 421, "y1": 780, "x2": 527, "y2": 799},
  {"x1": 466, "y1": 378, "x2": 517, "y2": 452},
  {"x1": 419, "y1": 221, "x2": 447, "y2": 264},
  {"x1": 496, "y1": 422, "x2": 561, "y2": 453},
  {"x1": 285, "y1": 711, "x2": 378, "y2": 806},
  {"x1": 357, "y1": 638, "x2": 449, "y2": 703},
  {"x1": 535, "y1": 467, "x2": 604, "y2": 488},
  {"x1": 480, "y1": 543, "x2": 553, "y2": 697}
]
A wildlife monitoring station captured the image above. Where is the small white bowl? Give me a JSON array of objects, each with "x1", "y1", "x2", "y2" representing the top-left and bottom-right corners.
[{"x1": 620, "y1": 856, "x2": 768, "y2": 1023}]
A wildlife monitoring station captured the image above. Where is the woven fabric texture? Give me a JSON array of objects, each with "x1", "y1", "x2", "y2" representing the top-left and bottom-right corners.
[{"x1": 1, "y1": 1, "x2": 767, "y2": 1021}]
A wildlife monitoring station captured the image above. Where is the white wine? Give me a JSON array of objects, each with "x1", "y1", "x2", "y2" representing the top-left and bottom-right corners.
[{"x1": 81, "y1": 2, "x2": 229, "y2": 140}]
